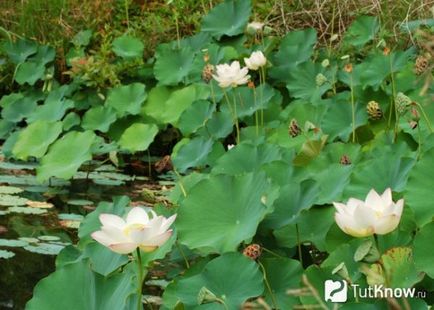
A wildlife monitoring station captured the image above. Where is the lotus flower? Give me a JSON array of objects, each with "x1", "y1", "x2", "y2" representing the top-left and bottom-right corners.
[
  {"x1": 333, "y1": 188, "x2": 403, "y2": 237},
  {"x1": 91, "y1": 207, "x2": 176, "y2": 254},
  {"x1": 244, "y1": 51, "x2": 267, "y2": 71},
  {"x1": 212, "y1": 61, "x2": 250, "y2": 88}
]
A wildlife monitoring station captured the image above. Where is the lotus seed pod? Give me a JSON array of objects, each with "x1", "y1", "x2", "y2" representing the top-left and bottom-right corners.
[
  {"x1": 415, "y1": 55, "x2": 429, "y2": 75},
  {"x1": 315, "y1": 73, "x2": 328, "y2": 86},
  {"x1": 344, "y1": 63, "x2": 353, "y2": 73},
  {"x1": 395, "y1": 92, "x2": 411, "y2": 115},
  {"x1": 340, "y1": 154, "x2": 352, "y2": 165},
  {"x1": 366, "y1": 101, "x2": 383, "y2": 120},
  {"x1": 201, "y1": 63, "x2": 214, "y2": 83},
  {"x1": 243, "y1": 244, "x2": 262, "y2": 260}
]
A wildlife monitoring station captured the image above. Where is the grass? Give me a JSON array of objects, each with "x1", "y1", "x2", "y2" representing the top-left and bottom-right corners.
[{"x1": 0, "y1": 0, "x2": 433, "y2": 55}]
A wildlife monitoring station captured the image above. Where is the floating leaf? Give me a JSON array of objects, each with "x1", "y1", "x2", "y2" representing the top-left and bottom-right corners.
[
  {"x1": 0, "y1": 238, "x2": 29, "y2": 247},
  {"x1": 0, "y1": 249, "x2": 15, "y2": 259},
  {"x1": 201, "y1": 0, "x2": 252, "y2": 39},
  {"x1": 0, "y1": 194, "x2": 28, "y2": 206},
  {"x1": 177, "y1": 172, "x2": 274, "y2": 254},
  {"x1": 12, "y1": 121, "x2": 63, "y2": 160},
  {"x1": 24, "y1": 243, "x2": 65, "y2": 255},
  {"x1": 67, "y1": 199, "x2": 93, "y2": 206},
  {"x1": 0, "y1": 186, "x2": 23, "y2": 194},
  {"x1": 118, "y1": 123, "x2": 158, "y2": 152},
  {"x1": 26, "y1": 201, "x2": 54, "y2": 209},
  {"x1": 37, "y1": 131, "x2": 96, "y2": 181},
  {"x1": 37, "y1": 236, "x2": 61, "y2": 242},
  {"x1": 8, "y1": 206, "x2": 47, "y2": 214}
]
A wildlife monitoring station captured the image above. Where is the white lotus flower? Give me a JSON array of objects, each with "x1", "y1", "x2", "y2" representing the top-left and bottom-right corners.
[
  {"x1": 333, "y1": 188, "x2": 403, "y2": 237},
  {"x1": 247, "y1": 21, "x2": 264, "y2": 32},
  {"x1": 244, "y1": 51, "x2": 267, "y2": 71},
  {"x1": 212, "y1": 61, "x2": 250, "y2": 88},
  {"x1": 91, "y1": 207, "x2": 176, "y2": 254}
]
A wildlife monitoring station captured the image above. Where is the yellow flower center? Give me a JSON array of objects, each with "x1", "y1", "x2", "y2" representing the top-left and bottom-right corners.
[{"x1": 123, "y1": 223, "x2": 146, "y2": 236}]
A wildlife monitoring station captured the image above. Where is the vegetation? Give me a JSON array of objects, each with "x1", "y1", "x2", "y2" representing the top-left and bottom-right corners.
[{"x1": 0, "y1": 0, "x2": 433, "y2": 309}]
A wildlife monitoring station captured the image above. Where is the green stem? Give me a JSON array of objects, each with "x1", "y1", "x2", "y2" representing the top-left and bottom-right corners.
[
  {"x1": 296, "y1": 224, "x2": 304, "y2": 267},
  {"x1": 223, "y1": 89, "x2": 240, "y2": 144},
  {"x1": 350, "y1": 74, "x2": 356, "y2": 143},
  {"x1": 259, "y1": 67, "x2": 265, "y2": 127},
  {"x1": 262, "y1": 247, "x2": 284, "y2": 259},
  {"x1": 136, "y1": 248, "x2": 143, "y2": 310},
  {"x1": 417, "y1": 122, "x2": 422, "y2": 160},
  {"x1": 258, "y1": 261, "x2": 279, "y2": 309},
  {"x1": 389, "y1": 55, "x2": 398, "y2": 142},
  {"x1": 176, "y1": 241, "x2": 190, "y2": 269},
  {"x1": 253, "y1": 86, "x2": 259, "y2": 136},
  {"x1": 415, "y1": 102, "x2": 434, "y2": 133},
  {"x1": 173, "y1": 169, "x2": 187, "y2": 198}
]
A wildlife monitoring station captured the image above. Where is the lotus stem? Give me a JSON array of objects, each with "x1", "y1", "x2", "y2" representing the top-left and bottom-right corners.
[
  {"x1": 258, "y1": 261, "x2": 279, "y2": 310},
  {"x1": 350, "y1": 74, "x2": 356, "y2": 143},
  {"x1": 136, "y1": 248, "x2": 144, "y2": 310},
  {"x1": 414, "y1": 102, "x2": 433, "y2": 133},
  {"x1": 296, "y1": 224, "x2": 304, "y2": 267}
]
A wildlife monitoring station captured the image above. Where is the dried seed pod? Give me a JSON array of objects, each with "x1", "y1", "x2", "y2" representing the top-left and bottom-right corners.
[
  {"x1": 247, "y1": 80, "x2": 255, "y2": 89},
  {"x1": 201, "y1": 64, "x2": 214, "y2": 83},
  {"x1": 288, "y1": 119, "x2": 301, "y2": 138},
  {"x1": 415, "y1": 55, "x2": 429, "y2": 75},
  {"x1": 366, "y1": 101, "x2": 383, "y2": 120},
  {"x1": 340, "y1": 154, "x2": 352, "y2": 165},
  {"x1": 154, "y1": 155, "x2": 173, "y2": 173},
  {"x1": 243, "y1": 244, "x2": 262, "y2": 260},
  {"x1": 344, "y1": 63, "x2": 353, "y2": 73}
]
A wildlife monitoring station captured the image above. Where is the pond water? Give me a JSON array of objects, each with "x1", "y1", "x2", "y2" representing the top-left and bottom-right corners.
[{"x1": 0, "y1": 160, "x2": 172, "y2": 309}]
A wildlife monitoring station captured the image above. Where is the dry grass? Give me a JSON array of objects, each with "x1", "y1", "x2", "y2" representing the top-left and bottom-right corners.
[{"x1": 0, "y1": 0, "x2": 433, "y2": 54}]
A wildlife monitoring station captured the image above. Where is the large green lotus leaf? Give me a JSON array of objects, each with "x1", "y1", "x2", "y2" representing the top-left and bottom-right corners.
[
  {"x1": 105, "y1": 83, "x2": 146, "y2": 116},
  {"x1": 1, "y1": 39, "x2": 38, "y2": 64},
  {"x1": 320, "y1": 94, "x2": 368, "y2": 141},
  {"x1": 15, "y1": 62, "x2": 45, "y2": 85},
  {"x1": 321, "y1": 239, "x2": 365, "y2": 282},
  {"x1": 221, "y1": 84, "x2": 277, "y2": 118},
  {"x1": 274, "y1": 207, "x2": 335, "y2": 252},
  {"x1": 0, "y1": 93, "x2": 24, "y2": 108},
  {"x1": 154, "y1": 44, "x2": 195, "y2": 86},
  {"x1": 62, "y1": 112, "x2": 81, "y2": 130},
  {"x1": 118, "y1": 123, "x2": 158, "y2": 153},
  {"x1": 344, "y1": 153, "x2": 415, "y2": 200},
  {"x1": 1, "y1": 94, "x2": 39, "y2": 122},
  {"x1": 37, "y1": 131, "x2": 96, "y2": 181},
  {"x1": 163, "y1": 253, "x2": 263, "y2": 309},
  {"x1": 178, "y1": 100, "x2": 216, "y2": 136},
  {"x1": 81, "y1": 106, "x2": 117, "y2": 132},
  {"x1": 82, "y1": 242, "x2": 129, "y2": 277},
  {"x1": 404, "y1": 148, "x2": 434, "y2": 226},
  {"x1": 203, "y1": 109, "x2": 233, "y2": 139},
  {"x1": 201, "y1": 0, "x2": 251, "y2": 39},
  {"x1": 172, "y1": 137, "x2": 214, "y2": 173},
  {"x1": 26, "y1": 259, "x2": 137, "y2": 310},
  {"x1": 413, "y1": 223, "x2": 434, "y2": 278},
  {"x1": 112, "y1": 35, "x2": 144, "y2": 59},
  {"x1": 143, "y1": 85, "x2": 202, "y2": 124},
  {"x1": 262, "y1": 258, "x2": 303, "y2": 309},
  {"x1": 262, "y1": 179, "x2": 320, "y2": 229},
  {"x1": 212, "y1": 142, "x2": 282, "y2": 175},
  {"x1": 176, "y1": 172, "x2": 273, "y2": 253},
  {"x1": 286, "y1": 61, "x2": 333, "y2": 103},
  {"x1": 27, "y1": 99, "x2": 74, "y2": 123},
  {"x1": 370, "y1": 247, "x2": 424, "y2": 288},
  {"x1": 12, "y1": 121, "x2": 62, "y2": 160},
  {"x1": 343, "y1": 15, "x2": 379, "y2": 48},
  {"x1": 31, "y1": 45, "x2": 56, "y2": 65},
  {"x1": 269, "y1": 29, "x2": 317, "y2": 81}
]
